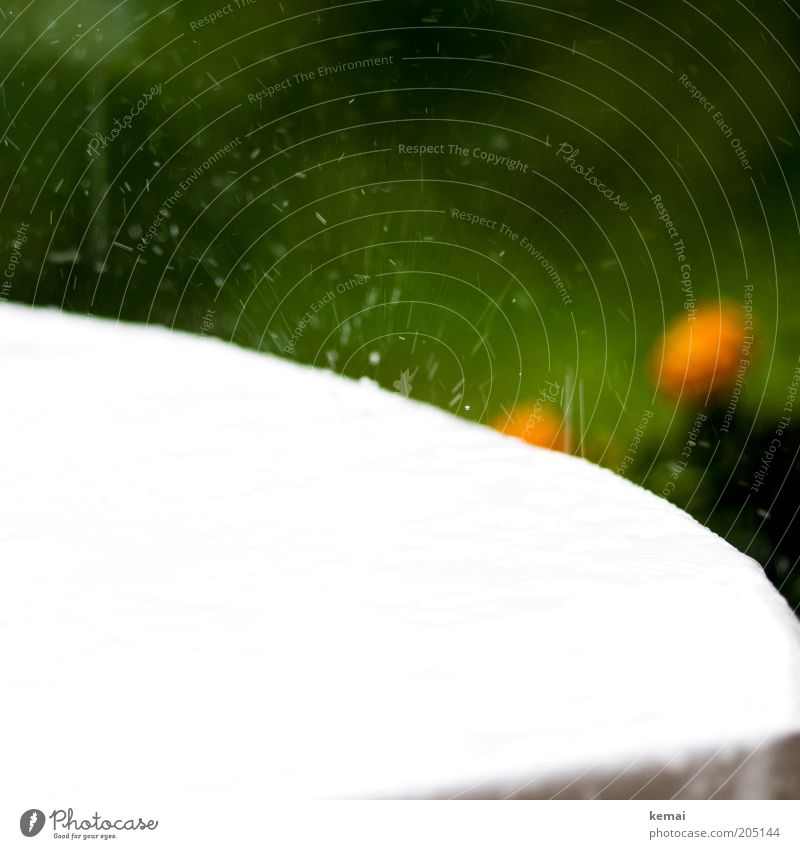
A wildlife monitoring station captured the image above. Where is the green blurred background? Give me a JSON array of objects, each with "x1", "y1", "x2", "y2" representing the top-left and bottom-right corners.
[{"x1": 2, "y1": 0, "x2": 799, "y2": 610}]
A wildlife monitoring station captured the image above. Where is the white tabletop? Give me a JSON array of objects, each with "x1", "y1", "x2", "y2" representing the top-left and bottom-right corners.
[{"x1": 2, "y1": 304, "x2": 799, "y2": 808}]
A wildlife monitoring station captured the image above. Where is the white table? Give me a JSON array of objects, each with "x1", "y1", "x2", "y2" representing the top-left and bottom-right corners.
[{"x1": 2, "y1": 304, "x2": 799, "y2": 811}]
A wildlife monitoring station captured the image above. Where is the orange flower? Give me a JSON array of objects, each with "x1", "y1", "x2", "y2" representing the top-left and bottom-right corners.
[
  {"x1": 490, "y1": 405, "x2": 566, "y2": 451},
  {"x1": 653, "y1": 303, "x2": 747, "y2": 403}
]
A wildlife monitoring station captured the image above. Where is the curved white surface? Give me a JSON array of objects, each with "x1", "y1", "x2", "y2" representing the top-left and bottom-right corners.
[{"x1": 1, "y1": 303, "x2": 799, "y2": 806}]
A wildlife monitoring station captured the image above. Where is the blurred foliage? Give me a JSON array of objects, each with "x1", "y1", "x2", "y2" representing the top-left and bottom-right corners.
[{"x1": 1, "y1": 0, "x2": 799, "y2": 610}]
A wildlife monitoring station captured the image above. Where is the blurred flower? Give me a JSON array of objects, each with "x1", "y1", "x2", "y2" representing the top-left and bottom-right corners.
[
  {"x1": 652, "y1": 302, "x2": 747, "y2": 403},
  {"x1": 490, "y1": 404, "x2": 565, "y2": 451}
]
